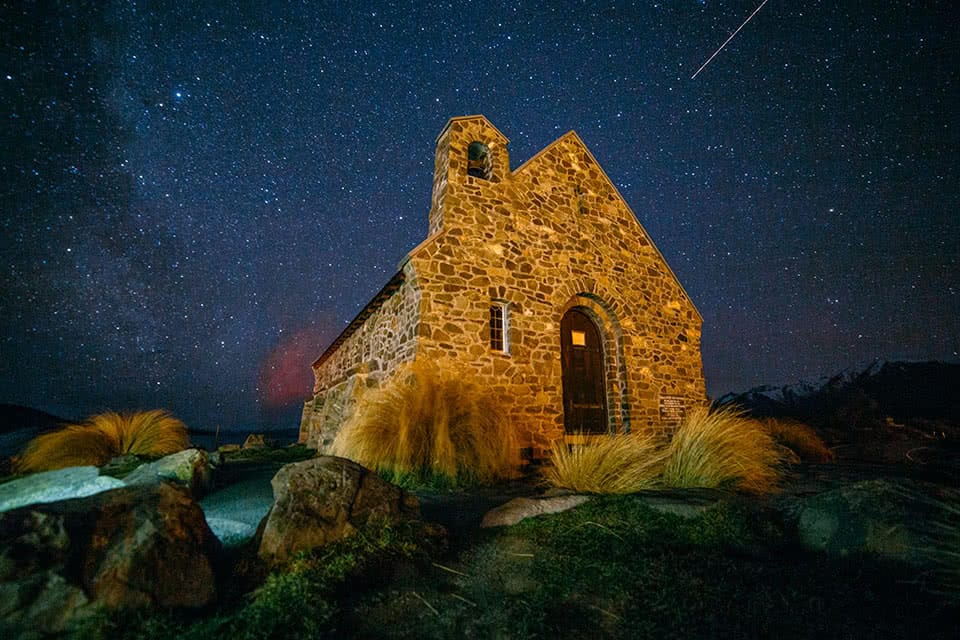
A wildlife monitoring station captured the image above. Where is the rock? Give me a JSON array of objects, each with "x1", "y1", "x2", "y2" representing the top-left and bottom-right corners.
[
  {"x1": 0, "y1": 467, "x2": 124, "y2": 513},
  {"x1": 0, "y1": 571, "x2": 91, "y2": 636},
  {"x1": 98, "y1": 453, "x2": 146, "y2": 477},
  {"x1": 205, "y1": 516, "x2": 257, "y2": 548},
  {"x1": 793, "y1": 479, "x2": 925, "y2": 563},
  {"x1": 242, "y1": 434, "x2": 270, "y2": 449},
  {"x1": 123, "y1": 448, "x2": 212, "y2": 494},
  {"x1": 258, "y1": 456, "x2": 420, "y2": 565},
  {"x1": 480, "y1": 495, "x2": 591, "y2": 528},
  {"x1": 218, "y1": 443, "x2": 241, "y2": 453},
  {"x1": 0, "y1": 483, "x2": 221, "y2": 635},
  {"x1": 631, "y1": 488, "x2": 730, "y2": 519}
]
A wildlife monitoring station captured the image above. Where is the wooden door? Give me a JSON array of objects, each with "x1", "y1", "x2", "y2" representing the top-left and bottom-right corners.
[{"x1": 561, "y1": 308, "x2": 608, "y2": 434}]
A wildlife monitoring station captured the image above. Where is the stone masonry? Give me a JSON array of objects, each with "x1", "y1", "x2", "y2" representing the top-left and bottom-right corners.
[{"x1": 301, "y1": 115, "x2": 706, "y2": 458}]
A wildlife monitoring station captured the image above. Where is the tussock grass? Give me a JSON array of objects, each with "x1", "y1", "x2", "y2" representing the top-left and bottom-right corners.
[
  {"x1": 661, "y1": 406, "x2": 784, "y2": 494},
  {"x1": 761, "y1": 417, "x2": 835, "y2": 463},
  {"x1": 331, "y1": 360, "x2": 519, "y2": 488},
  {"x1": 919, "y1": 490, "x2": 960, "y2": 604},
  {"x1": 17, "y1": 410, "x2": 191, "y2": 473},
  {"x1": 543, "y1": 432, "x2": 667, "y2": 494}
]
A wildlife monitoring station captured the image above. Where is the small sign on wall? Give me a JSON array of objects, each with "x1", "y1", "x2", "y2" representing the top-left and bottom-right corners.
[{"x1": 659, "y1": 395, "x2": 686, "y2": 428}]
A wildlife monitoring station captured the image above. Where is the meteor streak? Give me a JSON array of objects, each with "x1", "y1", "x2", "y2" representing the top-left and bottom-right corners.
[{"x1": 691, "y1": 0, "x2": 770, "y2": 79}]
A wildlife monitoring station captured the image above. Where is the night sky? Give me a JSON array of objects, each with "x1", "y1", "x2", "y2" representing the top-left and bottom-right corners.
[{"x1": 2, "y1": 1, "x2": 957, "y2": 433}]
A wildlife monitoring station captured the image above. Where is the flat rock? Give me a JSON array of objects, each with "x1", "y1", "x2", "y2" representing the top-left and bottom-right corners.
[
  {"x1": 793, "y1": 479, "x2": 926, "y2": 563},
  {"x1": 631, "y1": 488, "x2": 730, "y2": 519},
  {"x1": 257, "y1": 456, "x2": 420, "y2": 565},
  {"x1": 0, "y1": 466, "x2": 124, "y2": 513},
  {"x1": 481, "y1": 495, "x2": 591, "y2": 528},
  {"x1": 123, "y1": 448, "x2": 212, "y2": 494}
]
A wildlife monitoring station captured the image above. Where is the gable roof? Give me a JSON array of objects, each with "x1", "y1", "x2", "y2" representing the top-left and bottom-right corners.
[
  {"x1": 311, "y1": 119, "x2": 702, "y2": 368},
  {"x1": 515, "y1": 130, "x2": 703, "y2": 321},
  {"x1": 311, "y1": 269, "x2": 406, "y2": 367},
  {"x1": 435, "y1": 114, "x2": 510, "y2": 144}
]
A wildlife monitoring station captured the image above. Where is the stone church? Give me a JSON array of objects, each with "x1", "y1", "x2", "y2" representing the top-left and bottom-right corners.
[{"x1": 300, "y1": 115, "x2": 706, "y2": 459}]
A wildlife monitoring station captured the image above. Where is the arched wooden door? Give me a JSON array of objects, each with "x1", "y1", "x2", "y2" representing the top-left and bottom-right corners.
[{"x1": 561, "y1": 308, "x2": 608, "y2": 434}]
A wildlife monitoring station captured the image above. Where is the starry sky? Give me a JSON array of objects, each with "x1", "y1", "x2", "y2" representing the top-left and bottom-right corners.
[{"x1": 2, "y1": 1, "x2": 958, "y2": 433}]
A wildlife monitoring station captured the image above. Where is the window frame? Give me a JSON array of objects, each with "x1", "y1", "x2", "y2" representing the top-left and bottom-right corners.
[{"x1": 489, "y1": 301, "x2": 510, "y2": 354}]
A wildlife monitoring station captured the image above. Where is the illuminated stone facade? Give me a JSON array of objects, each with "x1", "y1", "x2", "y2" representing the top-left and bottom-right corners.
[{"x1": 300, "y1": 115, "x2": 706, "y2": 458}]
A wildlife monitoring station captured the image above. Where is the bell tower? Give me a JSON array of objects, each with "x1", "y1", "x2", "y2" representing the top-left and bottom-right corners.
[{"x1": 428, "y1": 115, "x2": 510, "y2": 236}]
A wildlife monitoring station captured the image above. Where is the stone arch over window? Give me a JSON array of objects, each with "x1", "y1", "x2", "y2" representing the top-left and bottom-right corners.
[
  {"x1": 558, "y1": 291, "x2": 629, "y2": 435},
  {"x1": 467, "y1": 141, "x2": 493, "y2": 180}
]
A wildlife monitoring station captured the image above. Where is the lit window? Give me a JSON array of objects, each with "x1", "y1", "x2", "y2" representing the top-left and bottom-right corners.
[
  {"x1": 571, "y1": 330, "x2": 586, "y2": 347},
  {"x1": 490, "y1": 302, "x2": 509, "y2": 353}
]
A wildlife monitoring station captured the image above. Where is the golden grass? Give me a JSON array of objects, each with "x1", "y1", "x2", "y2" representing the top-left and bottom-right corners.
[
  {"x1": 543, "y1": 431, "x2": 667, "y2": 494},
  {"x1": 760, "y1": 417, "x2": 835, "y2": 463},
  {"x1": 330, "y1": 360, "x2": 519, "y2": 487},
  {"x1": 16, "y1": 409, "x2": 191, "y2": 473},
  {"x1": 661, "y1": 405, "x2": 784, "y2": 494}
]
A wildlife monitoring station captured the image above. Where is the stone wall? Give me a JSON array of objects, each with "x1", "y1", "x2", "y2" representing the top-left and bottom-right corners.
[
  {"x1": 299, "y1": 262, "x2": 420, "y2": 447},
  {"x1": 302, "y1": 115, "x2": 706, "y2": 458},
  {"x1": 406, "y1": 116, "x2": 706, "y2": 458}
]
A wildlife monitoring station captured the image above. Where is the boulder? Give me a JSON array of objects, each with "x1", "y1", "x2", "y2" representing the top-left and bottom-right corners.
[
  {"x1": 258, "y1": 456, "x2": 419, "y2": 564},
  {"x1": 123, "y1": 448, "x2": 213, "y2": 494},
  {"x1": 792, "y1": 479, "x2": 925, "y2": 563},
  {"x1": 242, "y1": 434, "x2": 270, "y2": 449},
  {"x1": 481, "y1": 495, "x2": 591, "y2": 528},
  {"x1": 0, "y1": 483, "x2": 221, "y2": 635},
  {"x1": 0, "y1": 466, "x2": 124, "y2": 513}
]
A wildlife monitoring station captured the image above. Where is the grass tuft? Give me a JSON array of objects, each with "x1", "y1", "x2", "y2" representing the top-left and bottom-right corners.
[
  {"x1": 920, "y1": 490, "x2": 960, "y2": 604},
  {"x1": 661, "y1": 405, "x2": 784, "y2": 494},
  {"x1": 543, "y1": 432, "x2": 667, "y2": 494},
  {"x1": 760, "y1": 417, "x2": 835, "y2": 463},
  {"x1": 17, "y1": 409, "x2": 191, "y2": 473},
  {"x1": 331, "y1": 360, "x2": 519, "y2": 488}
]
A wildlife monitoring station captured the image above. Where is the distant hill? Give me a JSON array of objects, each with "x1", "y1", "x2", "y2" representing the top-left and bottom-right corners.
[
  {"x1": 0, "y1": 404, "x2": 72, "y2": 459},
  {"x1": 716, "y1": 360, "x2": 960, "y2": 427},
  {"x1": 0, "y1": 404, "x2": 71, "y2": 434}
]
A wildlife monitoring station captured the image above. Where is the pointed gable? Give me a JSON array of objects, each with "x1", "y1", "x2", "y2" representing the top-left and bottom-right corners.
[{"x1": 513, "y1": 130, "x2": 702, "y2": 322}]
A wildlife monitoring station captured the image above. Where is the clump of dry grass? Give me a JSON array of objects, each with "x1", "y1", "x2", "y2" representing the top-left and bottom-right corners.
[
  {"x1": 17, "y1": 409, "x2": 191, "y2": 473},
  {"x1": 923, "y1": 491, "x2": 960, "y2": 604},
  {"x1": 760, "y1": 417, "x2": 834, "y2": 463},
  {"x1": 661, "y1": 405, "x2": 784, "y2": 494},
  {"x1": 543, "y1": 431, "x2": 667, "y2": 494},
  {"x1": 330, "y1": 360, "x2": 518, "y2": 487}
]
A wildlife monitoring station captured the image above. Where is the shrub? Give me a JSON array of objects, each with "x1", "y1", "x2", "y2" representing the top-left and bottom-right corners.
[
  {"x1": 661, "y1": 406, "x2": 784, "y2": 494},
  {"x1": 761, "y1": 417, "x2": 835, "y2": 463},
  {"x1": 330, "y1": 360, "x2": 519, "y2": 488},
  {"x1": 543, "y1": 432, "x2": 667, "y2": 494},
  {"x1": 17, "y1": 410, "x2": 191, "y2": 473}
]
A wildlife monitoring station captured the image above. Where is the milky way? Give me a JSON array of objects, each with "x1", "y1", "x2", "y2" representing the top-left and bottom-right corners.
[{"x1": 2, "y1": 1, "x2": 957, "y2": 432}]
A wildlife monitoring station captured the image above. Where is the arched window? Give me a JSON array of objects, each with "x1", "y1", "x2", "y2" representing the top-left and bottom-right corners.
[{"x1": 467, "y1": 141, "x2": 493, "y2": 180}]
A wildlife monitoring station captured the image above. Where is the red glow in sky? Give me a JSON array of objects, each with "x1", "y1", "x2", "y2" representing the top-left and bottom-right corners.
[{"x1": 258, "y1": 320, "x2": 337, "y2": 409}]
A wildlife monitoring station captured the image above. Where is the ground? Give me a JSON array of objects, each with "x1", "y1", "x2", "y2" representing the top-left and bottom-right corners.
[{"x1": 181, "y1": 438, "x2": 959, "y2": 640}]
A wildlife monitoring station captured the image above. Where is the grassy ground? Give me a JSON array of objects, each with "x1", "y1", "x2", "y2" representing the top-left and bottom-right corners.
[
  {"x1": 66, "y1": 478, "x2": 957, "y2": 639},
  {"x1": 345, "y1": 496, "x2": 956, "y2": 639}
]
